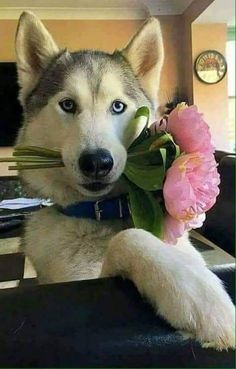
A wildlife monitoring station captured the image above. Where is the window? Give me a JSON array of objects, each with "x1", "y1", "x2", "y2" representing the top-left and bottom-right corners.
[{"x1": 226, "y1": 27, "x2": 235, "y2": 152}]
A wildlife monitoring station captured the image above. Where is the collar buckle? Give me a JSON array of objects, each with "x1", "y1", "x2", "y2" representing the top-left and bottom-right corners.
[
  {"x1": 94, "y1": 200, "x2": 103, "y2": 221},
  {"x1": 118, "y1": 198, "x2": 123, "y2": 218}
]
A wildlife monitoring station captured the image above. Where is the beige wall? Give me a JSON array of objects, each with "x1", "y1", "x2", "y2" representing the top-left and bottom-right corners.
[
  {"x1": 192, "y1": 23, "x2": 229, "y2": 150},
  {"x1": 0, "y1": 19, "x2": 141, "y2": 58},
  {"x1": 0, "y1": 16, "x2": 184, "y2": 110}
]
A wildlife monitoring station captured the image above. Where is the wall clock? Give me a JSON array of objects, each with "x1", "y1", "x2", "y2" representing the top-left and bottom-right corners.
[{"x1": 194, "y1": 50, "x2": 227, "y2": 84}]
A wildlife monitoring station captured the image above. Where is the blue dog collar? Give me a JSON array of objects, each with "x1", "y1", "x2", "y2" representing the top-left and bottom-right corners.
[{"x1": 58, "y1": 195, "x2": 131, "y2": 221}]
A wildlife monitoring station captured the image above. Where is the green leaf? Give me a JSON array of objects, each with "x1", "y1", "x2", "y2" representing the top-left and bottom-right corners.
[
  {"x1": 129, "y1": 131, "x2": 180, "y2": 170},
  {"x1": 124, "y1": 162, "x2": 165, "y2": 191},
  {"x1": 134, "y1": 106, "x2": 150, "y2": 119},
  {"x1": 126, "y1": 180, "x2": 164, "y2": 238},
  {"x1": 127, "y1": 149, "x2": 164, "y2": 166},
  {"x1": 128, "y1": 106, "x2": 150, "y2": 150},
  {"x1": 127, "y1": 130, "x2": 180, "y2": 173},
  {"x1": 128, "y1": 132, "x2": 164, "y2": 154},
  {"x1": 159, "y1": 148, "x2": 167, "y2": 171},
  {"x1": 175, "y1": 144, "x2": 181, "y2": 159}
]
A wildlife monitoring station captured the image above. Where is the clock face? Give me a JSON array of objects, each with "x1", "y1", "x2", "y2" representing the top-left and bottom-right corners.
[{"x1": 194, "y1": 50, "x2": 227, "y2": 84}]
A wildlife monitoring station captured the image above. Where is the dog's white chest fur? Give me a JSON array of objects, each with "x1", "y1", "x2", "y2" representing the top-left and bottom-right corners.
[{"x1": 23, "y1": 207, "x2": 128, "y2": 283}]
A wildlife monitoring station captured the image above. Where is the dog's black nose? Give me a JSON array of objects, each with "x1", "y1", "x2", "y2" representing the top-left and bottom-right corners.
[{"x1": 79, "y1": 149, "x2": 114, "y2": 178}]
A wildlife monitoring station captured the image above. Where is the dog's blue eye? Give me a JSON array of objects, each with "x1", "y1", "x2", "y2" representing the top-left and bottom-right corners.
[
  {"x1": 111, "y1": 100, "x2": 127, "y2": 114},
  {"x1": 59, "y1": 99, "x2": 76, "y2": 114}
]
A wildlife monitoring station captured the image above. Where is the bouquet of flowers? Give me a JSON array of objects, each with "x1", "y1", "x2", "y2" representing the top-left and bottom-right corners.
[
  {"x1": 122, "y1": 103, "x2": 220, "y2": 244},
  {"x1": 0, "y1": 103, "x2": 220, "y2": 244}
]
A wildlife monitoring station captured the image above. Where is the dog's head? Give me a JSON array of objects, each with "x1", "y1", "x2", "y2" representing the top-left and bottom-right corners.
[{"x1": 15, "y1": 12, "x2": 164, "y2": 205}]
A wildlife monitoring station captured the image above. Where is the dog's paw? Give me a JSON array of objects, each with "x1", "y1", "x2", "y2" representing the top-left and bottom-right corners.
[
  {"x1": 153, "y1": 264, "x2": 235, "y2": 351},
  {"x1": 193, "y1": 296, "x2": 235, "y2": 351},
  {"x1": 202, "y1": 339, "x2": 235, "y2": 352},
  {"x1": 149, "y1": 262, "x2": 235, "y2": 351},
  {"x1": 101, "y1": 229, "x2": 235, "y2": 351},
  {"x1": 194, "y1": 313, "x2": 235, "y2": 351}
]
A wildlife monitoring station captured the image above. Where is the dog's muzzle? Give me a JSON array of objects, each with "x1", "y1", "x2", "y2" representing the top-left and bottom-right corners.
[{"x1": 79, "y1": 149, "x2": 114, "y2": 179}]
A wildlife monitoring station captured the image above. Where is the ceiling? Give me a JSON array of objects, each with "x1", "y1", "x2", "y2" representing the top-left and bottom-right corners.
[
  {"x1": 195, "y1": 0, "x2": 235, "y2": 26},
  {"x1": 0, "y1": 0, "x2": 194, "y2": 19}
]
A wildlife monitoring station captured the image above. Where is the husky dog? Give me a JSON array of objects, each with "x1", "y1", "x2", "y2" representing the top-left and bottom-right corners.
[{"x1": 15, "y1": 12, "x2": 234, "y2": 350}]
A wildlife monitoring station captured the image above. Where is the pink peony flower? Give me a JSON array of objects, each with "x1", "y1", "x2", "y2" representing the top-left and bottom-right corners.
[
  {"x1": 163, "y1": 152, "x2": 220, "y2": 223},
  {"x1": 166, "y1": 103, "x2": 215, "y2": 155},
  {"x1": 163, "y1": 213, "x2": 206, "y2": 245},
  {"x1": 149, "y1": 104, "x2": 219, "y2": 245},
  {"x1": 163, "y1": 215, "x2": 186, "y2": 244},
  {"x1": 149, "y1": 117, "x2": 168, "y2": 135}
]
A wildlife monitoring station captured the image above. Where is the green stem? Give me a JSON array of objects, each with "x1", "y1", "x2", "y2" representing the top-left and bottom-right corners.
[
  {"x1": 0, "y1": 157, "x2": 63, "y2": 163},
  {"x1": 9, "y1": 163, "x2": 64, "y2": 170},
  {"x1": 15, "y1": 146, "x2": 62, "y2": 158}
]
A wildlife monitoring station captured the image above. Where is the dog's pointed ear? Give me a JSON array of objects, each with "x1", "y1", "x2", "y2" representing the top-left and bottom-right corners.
[
  {"x1": 15, "y1": 11, "x2": 60, "y2": 102},
  {"x1": 121, "y1": 17, "x2": 164, "y2": 106}
]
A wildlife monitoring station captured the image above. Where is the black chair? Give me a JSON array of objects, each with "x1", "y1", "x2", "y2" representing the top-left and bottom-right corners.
[
  {"x1": 0, "y1": 268, "x2": 234, "y2": 368},
  {"x1": 199, "y1": 154, "x2": 235, "y2": 256}
]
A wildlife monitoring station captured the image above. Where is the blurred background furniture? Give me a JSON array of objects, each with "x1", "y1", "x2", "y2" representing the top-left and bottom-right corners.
[{"x1": 198, "y1": 151, "x2": 235, "y2": 256}]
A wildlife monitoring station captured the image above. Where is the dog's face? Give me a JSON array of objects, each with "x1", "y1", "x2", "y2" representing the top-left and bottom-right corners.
[{"x1": 15, "y1": 12, "x2": 164, "y2": 205}]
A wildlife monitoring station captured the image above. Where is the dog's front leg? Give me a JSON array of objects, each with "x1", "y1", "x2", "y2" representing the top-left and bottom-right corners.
[{"x1": 101, "y1": 229, "x2": 235, "y2": 351}]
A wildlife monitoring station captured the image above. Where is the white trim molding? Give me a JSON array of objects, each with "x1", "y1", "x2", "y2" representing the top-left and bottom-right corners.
[
  {"x1": 0, "y1": 0, "x2": 194, "y2": 20},
  {"x1": 0, "y1": 7, "x2": 149, "y2": 20}
]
